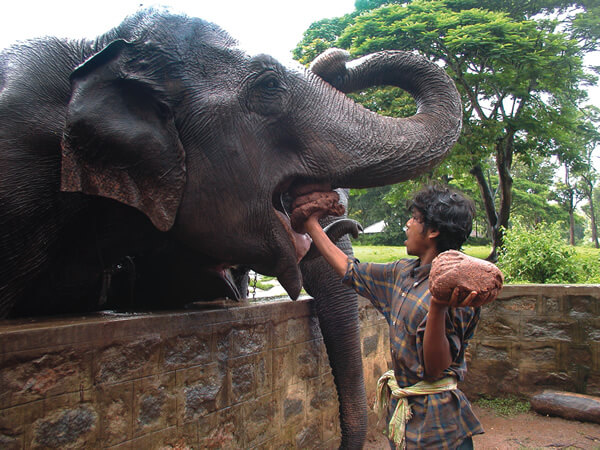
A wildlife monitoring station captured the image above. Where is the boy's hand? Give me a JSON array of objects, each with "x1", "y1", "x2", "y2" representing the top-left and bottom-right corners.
[
  {"x1": 429, "y1": 250, "x2": 504, "y2": 307},
  {"x1": 432, "y1": 288, "x2": 478, "y2": 308}
]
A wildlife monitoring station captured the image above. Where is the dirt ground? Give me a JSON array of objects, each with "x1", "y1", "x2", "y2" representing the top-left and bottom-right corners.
[{"x1": 364, "y1": 405, "x2": 600, "y2": 449}]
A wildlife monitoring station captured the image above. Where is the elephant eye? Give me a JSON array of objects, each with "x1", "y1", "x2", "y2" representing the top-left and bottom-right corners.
[
  {"x1": 256, "y1": 71, "x2": 282, "y2": 92},
  {"x1": 246, "y1": 70, "x2": 285, "y2": 116}
]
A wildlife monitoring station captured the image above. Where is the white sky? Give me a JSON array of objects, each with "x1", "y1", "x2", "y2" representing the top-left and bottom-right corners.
[{"x1": 0, "y1": 0, "x2": 356, "y2": 64}]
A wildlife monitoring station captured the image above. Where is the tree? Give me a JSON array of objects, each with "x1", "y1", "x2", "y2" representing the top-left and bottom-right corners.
[
  {"x1": 573, "y1": 106, "x2": 600, "y2": 247},
  {"x1": 295, "y1": 0, "x2": 596, "y2": 259}
]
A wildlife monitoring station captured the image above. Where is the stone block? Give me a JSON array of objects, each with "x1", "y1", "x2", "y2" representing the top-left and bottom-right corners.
[
  {"x1": 586, "y1": 374, "x2": 600, "y2": 396},
  {"x1": 228, "y1": 355, "x2": 257, "y2": 404},
  {"x1": 306, "y1": 375, "x2": 337, "y2": 415},
  {"x1": 181, "y1": 421, "x2": 198, "y2": 448},
  {"x1": 29, "y1": 403, "x2": 98, "y2": 448},
  {"x1": 358, "y1": 298, "x2": 384, "y2": 324},
  {"x1": 94, "y1": 336, "x2": 161, "y2": 384},
  {"x1": 0, "y1": 432, "x2": 22, "y2": 450},
  {"x1": 518, "y1": 365, "x2": 575, "y2": 392},
  {"x1": 462, "y1": 360, "x2": 519, "y2": 397},
  {"x1": 282, "y1": 383, "x2": 305, "y2": 427},
  {"x1": 563, "y1": 344, "x2": 593, "y2": 372},
  {"x1": 472, "y1": 342, "x2": 511, "y2": 362},
  {"x1": 322, "y1": 406, "x2": 341, "y2": 443},
  {"x1": 543, "y1": 295, "x2": 562, "y2": 314},
  {"x1": 583, "y1": 318, "x2": 600, "y2": 343},
  {"x1": 273, "y1": 345, "x2": 297, "y2": 390},
  {"x1": 133, "y1": 372, "x2": 176, "y2": 438},
  {"x1": 244, "y1": 393, "x2": 279, "y2": 447},
  {"x1": 498, "y1": 295, "x2": 537, "y2": 314},
  {"x1": 0, "y1": 349, "x2": 93, "y2": 409},
  {"x1": 295, "y1": 340, "x2": 322, "y2": 380},
  {"x1": 255, "y1": 351, "x2": 273, "y2": 397},
  {"x1": 0, "y1": 400, "x2": 44, "y2": 442},
  {"x1": 521, "y1": 318, "x2": 576, "y2": 341},
  {"x1": 273, "y1": 318, "x2": 312, "y2": 347},
  {"x1": 295, "y1": 421, "x2": 322, "y2": 448},
  {"x1": 215, "y1": 327, "x2": 232, "y2": 362},
  {"x1": 515, "y1": 342, "x2": 558, "y2": 367},
  {"x1": 362, "y1": 332, "x2": 380, "y2": 358},
  {"x1": 176, "y1": 363, "x2": 228, "y2": 423},
  {"x1": 567, "y1": 295, "x2": 597, "y2": 319},
  {"x1": 200, "y1": 405, "x2": 245, "y2": 449},
  {"x1": 231, "y1": 323, "x2": 270, "y2": 357},
  {"x1": 476, "y1": 313, "x2": 519, "y2": 339},
  {"x1": 163, "y1": 329, "x2": 214, "y2": 369},
  {"x1": 113, "y1": 426, "x2": 184, "y2": 450},
  {"x1": 93, "y1": 381, "x2": 133, "y2": 446}
]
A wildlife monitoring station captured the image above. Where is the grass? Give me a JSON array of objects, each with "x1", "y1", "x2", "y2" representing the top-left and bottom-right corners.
[
  {"x1": 475, "y1": 395, "x2": 531, "y2": 417},
  {"x1": 353, "y1": 245, "x2": 491, "y2": 263}
]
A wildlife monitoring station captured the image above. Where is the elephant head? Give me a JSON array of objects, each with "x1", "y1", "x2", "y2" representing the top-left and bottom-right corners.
[{"x1": 58, "y1": 10, "x2": 460, "y2": 303}]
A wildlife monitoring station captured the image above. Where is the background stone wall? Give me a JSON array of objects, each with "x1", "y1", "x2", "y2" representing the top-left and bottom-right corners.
[
  {"x1": 463, "y1": 285, "x2": 600, "y2": 399},
  {"x1": 0, "y1": 298, "x2": 389, "y2": 449}
]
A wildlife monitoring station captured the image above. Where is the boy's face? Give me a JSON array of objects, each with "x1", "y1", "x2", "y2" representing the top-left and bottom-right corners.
[{"x1": 404, "y1": 209, "x2": 437, "y2": 258}]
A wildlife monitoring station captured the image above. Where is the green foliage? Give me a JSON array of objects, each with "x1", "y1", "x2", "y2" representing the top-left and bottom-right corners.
[
  {"x1": 475, "y1": 395, "x2": 531, "y2": 417},
  {"x1": 572, "y1": 246, "x2": 600, "y2": 283},
  {"x1": 498, "y1": 220, "x2": 579, "y2": 283}
]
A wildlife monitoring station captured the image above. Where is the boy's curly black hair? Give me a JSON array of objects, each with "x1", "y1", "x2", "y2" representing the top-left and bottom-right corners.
[{"x1": 408, "y1": 185, "x2": 475, "y2": 253}]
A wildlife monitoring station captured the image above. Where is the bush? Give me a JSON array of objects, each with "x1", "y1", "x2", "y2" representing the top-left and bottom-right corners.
[
  {"x1": 573, "y1": 248, "x2": 600, "y2": 283},
  {"x1": 498, "y1": 221, "x2": 578, "y2": 283}
]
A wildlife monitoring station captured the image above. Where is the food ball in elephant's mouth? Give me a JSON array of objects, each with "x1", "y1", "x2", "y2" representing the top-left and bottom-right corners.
[
  {"x1": 272, "y1": 181, "x2": 345, "y2": 262},
  {"x1": 290, "y1": 190, "x2": 345, "y2": 232}
]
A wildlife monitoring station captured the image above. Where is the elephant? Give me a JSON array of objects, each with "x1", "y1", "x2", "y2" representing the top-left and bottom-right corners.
[{"x1": 0, "y1": 8, "x2": 461, "y2": 448}]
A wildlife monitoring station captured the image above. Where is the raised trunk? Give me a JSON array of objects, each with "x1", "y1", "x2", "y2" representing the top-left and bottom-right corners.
[{"x1": 307, "y1": 49, "x2": 462, "y2": 188}]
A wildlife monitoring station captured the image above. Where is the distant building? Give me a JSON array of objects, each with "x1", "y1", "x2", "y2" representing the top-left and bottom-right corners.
[{"x1": 363, "y1": 220, "x2": 386, "y2": 234}]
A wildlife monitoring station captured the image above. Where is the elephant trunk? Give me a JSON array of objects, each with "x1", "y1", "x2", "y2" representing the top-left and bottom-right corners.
[
  {"x1": 306, "y1": 49, "x2": 461, "y2": 188},
  {"x1": 301, "y1": 254, "x2": 367, "y2": 449}
]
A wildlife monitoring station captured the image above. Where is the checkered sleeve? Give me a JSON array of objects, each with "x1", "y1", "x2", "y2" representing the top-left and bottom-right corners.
[{"x1": 342, "y1": 257, "x2": 413, "y2": 323}]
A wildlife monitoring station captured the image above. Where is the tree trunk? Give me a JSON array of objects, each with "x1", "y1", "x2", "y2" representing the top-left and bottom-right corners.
[
  {"x1": 590, "y1": 194, "x2": 599, "y2": 248},
  {"x1": 470, "y1": 164, "x2": 499, "y2": 261},
  {"x1": 584, "y1": 177, "x2": 599, "y2": 248}
]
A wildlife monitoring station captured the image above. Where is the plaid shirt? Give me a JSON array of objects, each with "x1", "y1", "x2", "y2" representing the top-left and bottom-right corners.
[{"x1": 342, "y1": 257, "x2": 484, "y2": 449}]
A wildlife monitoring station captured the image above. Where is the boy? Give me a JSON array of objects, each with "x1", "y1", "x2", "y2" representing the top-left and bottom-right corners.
[{"x1": 299, "y1": 185, "x2": 483, "y2": 449}]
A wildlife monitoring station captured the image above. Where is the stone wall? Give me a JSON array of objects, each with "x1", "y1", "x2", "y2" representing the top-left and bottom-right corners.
[
  {"x1": 463, "y1": 285, "x2": 600, "y2": 399},
  {"x1": 2, "y1": 284, "x2": 597, "y2": 448},
  {"x1": 0, "y1": 298, "x2": 389, "y2": 449}
]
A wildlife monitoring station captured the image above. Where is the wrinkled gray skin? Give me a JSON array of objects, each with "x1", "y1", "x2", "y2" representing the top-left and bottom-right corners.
[{"x1": 0, "y1": 9, "x2": 461, "y2": 448}]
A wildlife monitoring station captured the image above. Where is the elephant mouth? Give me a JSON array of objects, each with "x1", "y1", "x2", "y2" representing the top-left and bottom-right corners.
[
  {"x1": 272, "y1": 182, "x2": 312, "y2": 263},
  {"x1": 268, "y1": 179, "x2": 316, "y2": 299}
]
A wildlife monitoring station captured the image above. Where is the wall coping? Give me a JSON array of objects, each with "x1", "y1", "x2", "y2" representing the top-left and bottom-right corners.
[{"x1": 0, "y1": 297, "x2": 313, "y2": 354}]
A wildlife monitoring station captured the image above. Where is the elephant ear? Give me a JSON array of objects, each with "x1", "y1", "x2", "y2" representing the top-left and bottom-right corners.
[{"x1": 61, "y1": 39, "x2": 186, "y2": 232}]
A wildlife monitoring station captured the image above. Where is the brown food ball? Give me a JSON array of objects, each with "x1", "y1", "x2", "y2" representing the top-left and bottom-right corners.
[
  {"x1": 290, "y1": 191, "x2": 345, "y2": 232},
  {"x1": 430, "y1": 250, "x2": 503, "y2": 307}
]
